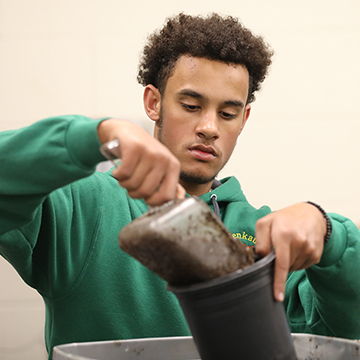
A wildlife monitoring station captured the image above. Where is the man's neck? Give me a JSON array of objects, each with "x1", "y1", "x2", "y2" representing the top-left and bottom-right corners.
[{"x1": 180, "y1": 180, "x2": 213, "y2": 196}]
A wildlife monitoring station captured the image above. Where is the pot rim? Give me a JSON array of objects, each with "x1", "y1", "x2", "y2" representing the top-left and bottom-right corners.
[{"x1": 168, "y1": 249, "x2": 275, "y2": 294}]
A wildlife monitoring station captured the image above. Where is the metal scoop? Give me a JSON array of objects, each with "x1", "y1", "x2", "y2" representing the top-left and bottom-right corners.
[{"x1": 100, "y1": 140, "x2": 255, "y2": 285}]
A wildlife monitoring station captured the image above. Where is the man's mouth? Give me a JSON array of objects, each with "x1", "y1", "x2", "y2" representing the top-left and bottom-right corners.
[{"x1": 188, "y1": 144, "x2": 218, "y2": 161}]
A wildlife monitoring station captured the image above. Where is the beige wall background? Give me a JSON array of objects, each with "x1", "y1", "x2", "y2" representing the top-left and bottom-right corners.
[{"x1": 1, "y1": 0, "x2": 359, "y2": 359}]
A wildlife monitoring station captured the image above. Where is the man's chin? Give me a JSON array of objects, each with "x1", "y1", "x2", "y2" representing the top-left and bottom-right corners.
[{"x1": 180, "y1": 171, "x2": 217, "y2": 185}]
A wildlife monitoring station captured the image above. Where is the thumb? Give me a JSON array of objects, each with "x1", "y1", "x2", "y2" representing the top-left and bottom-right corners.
[
  {"x1": 255, "y1": 216, "x2": 272, "y2": 258},
  {"x1": 175, "y1": 184, "x2": 186, "y2": 199}
]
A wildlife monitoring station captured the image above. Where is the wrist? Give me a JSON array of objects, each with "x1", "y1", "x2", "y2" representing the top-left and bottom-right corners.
[
  {"x1": 97, "y1": 118, "x2": 126, "y2": 144},
  {"x1": 306, "y1": 201, "x2": 332, "y2": 243}
]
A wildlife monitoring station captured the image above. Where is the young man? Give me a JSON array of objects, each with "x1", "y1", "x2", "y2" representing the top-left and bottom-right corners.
[{"x1": 1, "y1": 13, "x2": 360, "y2": 358}]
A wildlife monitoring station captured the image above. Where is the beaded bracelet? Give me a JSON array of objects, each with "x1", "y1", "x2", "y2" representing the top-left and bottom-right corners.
[{"x1": 306, "y1": 201, "x2": 332, "y2": 243}]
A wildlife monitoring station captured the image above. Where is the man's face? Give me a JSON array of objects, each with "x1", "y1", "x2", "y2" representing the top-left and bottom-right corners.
[{"x1": 148, "y1": 56, "x2": 251, "y2": 193}]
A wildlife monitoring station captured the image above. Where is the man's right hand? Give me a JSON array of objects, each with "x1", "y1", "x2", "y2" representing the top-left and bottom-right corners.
[{"x1": 98, "y1": 119, "x2": 184, "y2": 206}]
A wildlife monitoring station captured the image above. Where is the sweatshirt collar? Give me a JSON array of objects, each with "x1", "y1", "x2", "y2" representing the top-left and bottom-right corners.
[{"x1": 198, "y1": 176, "x2": 248, "y2": 204}]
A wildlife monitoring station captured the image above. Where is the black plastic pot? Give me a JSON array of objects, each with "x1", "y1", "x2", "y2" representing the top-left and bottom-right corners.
[{"x1": 168, "y1": 250, "x2": 297, "y2": 360}]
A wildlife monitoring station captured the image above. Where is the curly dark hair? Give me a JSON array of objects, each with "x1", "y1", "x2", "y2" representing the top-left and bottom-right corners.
[{"x1": 137, "y1": 13, "x2": 274, "y2": 104}]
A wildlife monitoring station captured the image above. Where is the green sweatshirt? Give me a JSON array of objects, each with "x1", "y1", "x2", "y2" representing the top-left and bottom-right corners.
[{"x1": 1, "y1": 115, "x2": 360, "y2": 358}]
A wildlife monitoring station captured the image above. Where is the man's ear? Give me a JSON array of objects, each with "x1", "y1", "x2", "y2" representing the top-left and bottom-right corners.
[
  {"x1": 143, "y1": 85, "x2": 161, "y2": 122},
  {"x1": 239, "y1": 104, "x2": 251, "y2": 135}
]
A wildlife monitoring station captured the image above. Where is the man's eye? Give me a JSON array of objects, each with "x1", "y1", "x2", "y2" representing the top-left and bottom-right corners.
[
  {"x1": 220, "y1": 111, "x2": 236, "y2": 119},
  {"x1": 182, "y1": 104, "x2": 199, "y2": 111}
]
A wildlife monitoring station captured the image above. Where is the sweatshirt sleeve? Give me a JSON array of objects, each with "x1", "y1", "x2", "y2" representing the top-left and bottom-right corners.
[
  {"x1": 0, "y1": 115, "x2": 108, "y2": 235},
  {"x1": 303, "y1": 213, "x2": 360, "y2": 338}
]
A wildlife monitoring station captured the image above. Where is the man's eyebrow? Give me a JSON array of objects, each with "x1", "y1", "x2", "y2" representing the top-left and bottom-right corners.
[
  {"x1": 177, "y1": 89, "x2": 204, "y2": 99},
  {"x1": 178, "y1": 88, "x2": 245, "y2": 108},
  {"x1": 224, "y1": 100, "x2": 245, "y2": 108}
]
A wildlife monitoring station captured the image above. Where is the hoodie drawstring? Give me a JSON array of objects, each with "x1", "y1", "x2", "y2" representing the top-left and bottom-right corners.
[{"x1": 210, "y1": 193, "x2": 220, "y2": 218}]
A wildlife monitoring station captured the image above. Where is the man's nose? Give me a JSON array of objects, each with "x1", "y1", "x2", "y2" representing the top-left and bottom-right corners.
[{"x1": 195, "y1": 112, "x2": 220, "y2": 140}]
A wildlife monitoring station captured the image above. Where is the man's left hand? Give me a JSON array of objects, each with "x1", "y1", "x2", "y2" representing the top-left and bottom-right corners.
[{"x1": 255, "y1": 203, "x2": 327, "y2": 302}]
